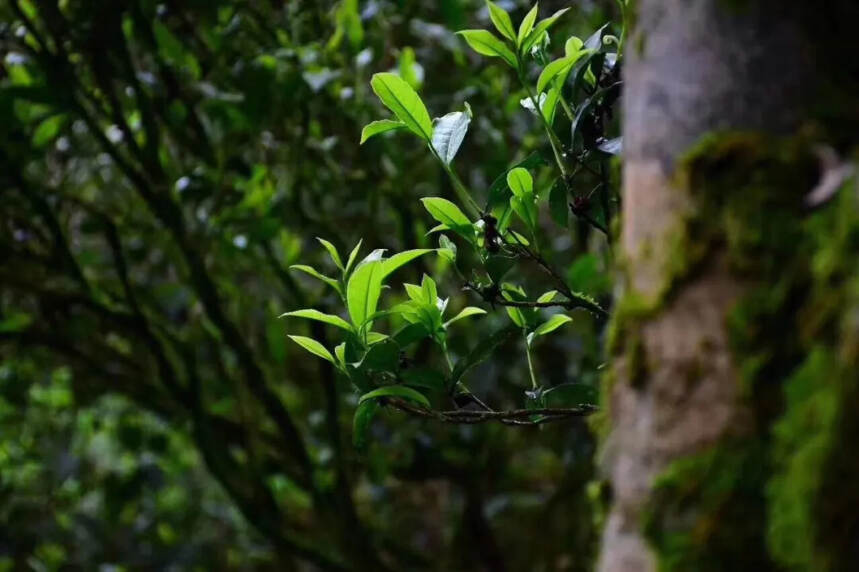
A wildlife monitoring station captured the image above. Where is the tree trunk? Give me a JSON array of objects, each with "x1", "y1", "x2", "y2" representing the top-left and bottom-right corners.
[{"x1": 599, "y1": 1, "x2": 859, "y2": 570}]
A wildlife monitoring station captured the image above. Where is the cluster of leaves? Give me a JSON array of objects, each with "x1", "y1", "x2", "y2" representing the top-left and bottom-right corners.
[{"x1": 284, "y1": 1, "x2": 626, "y2": 442}]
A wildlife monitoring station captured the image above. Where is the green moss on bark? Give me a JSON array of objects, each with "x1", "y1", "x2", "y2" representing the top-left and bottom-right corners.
[
  {"x1": 620, "y1": 132, "x2": 859, "y2": 570},
  {"x1": 643, "y1": 440, "x2": 771, "y2": 572}
]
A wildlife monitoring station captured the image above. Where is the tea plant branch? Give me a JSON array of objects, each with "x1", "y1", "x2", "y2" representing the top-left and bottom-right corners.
[
  {"x1": 468, "y1": 285, "x2": 604, "y2": 314},
  {"x1": 385, "y1": 398, "x2": 597, "y2": 426},
  {"x1": 507, "y1": 237, "x2": 608, "y2": 318}
]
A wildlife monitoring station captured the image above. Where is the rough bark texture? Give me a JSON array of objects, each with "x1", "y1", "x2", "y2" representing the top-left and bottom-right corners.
[{"x1": 598, "y1": 1, "x2": 859, "y2": 571}]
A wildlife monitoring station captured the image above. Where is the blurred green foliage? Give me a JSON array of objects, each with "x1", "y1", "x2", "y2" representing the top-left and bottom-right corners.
[{"x1": 0, "y1": 0, "x2": 620, "y2": 569}]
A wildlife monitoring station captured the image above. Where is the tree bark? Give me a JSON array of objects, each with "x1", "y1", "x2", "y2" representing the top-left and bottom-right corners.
[{"x1": 599, "y1": 1, "x2": 859, "y2": 570}]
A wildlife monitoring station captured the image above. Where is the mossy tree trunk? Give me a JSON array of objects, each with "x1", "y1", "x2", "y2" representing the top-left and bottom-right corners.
[{"x1": 598, "y1": 1, "x2": 859, "y2": 570}]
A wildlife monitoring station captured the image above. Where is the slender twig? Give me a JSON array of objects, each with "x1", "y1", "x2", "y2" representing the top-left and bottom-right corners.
[
  {"x1": 385, "y1": 398, "x2": 597, "y2": 426},
  {"x1": 507, "y1": 236, "x2": 609, "y2": 318}
]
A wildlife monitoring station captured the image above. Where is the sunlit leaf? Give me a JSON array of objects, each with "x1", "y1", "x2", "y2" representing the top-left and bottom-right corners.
[
  {"x1": 381, "y1": 249, "x2": 434, "y2": 278},
  {"x1": 444, "y1": 306, "x2": 487, "y2": 327},
  {"x1": 280, "y1": 309, "x2": 353, "y2": 332},
  {"x1": 506, "y1": 305, "x2": 526, "y2": 327},
  {"x1": 506, "y1": 167, "x2": 533, "y2": 197},
  {"x1": 421, "y1": 274, "x2": 438, "y2": 304},
  {"x1": 537, "y1": 290, "x2": 559, "y2": 303},
  {"x1": 510, "y1": 195, "x2": 537, "y2": 231},
  {"x1": 565, "y1": 36, "x2": 584, "y2": 56},
  {"x1": 457, "y1": 30, "x2": 517, "y2": 68},
  {"x1": 316, "y1": 237, "x2": 343, "y2": 269},
  {"x1": 360, "y1": 119, "x2": 407, "y2": 144},
  {"x1": 344, "y1": 239, "x2": 363, "y2": 276},
  {"x1": 288, "y1": 335, "x2": 335, "y2": 363},
  {"x1": 289, "y1": 264, "x2": 342, "y2": 293},
  {"x1": 438, "y1": 234, "x2": 457, "y2": 263},
  {"x1": 486, "y1": 1, "x2": 516, "y2": 42},
  {"x1": 346, "y1": 260, "x2": 384, "y2": 329},
  {"x1": 534, "y1": 314, "x2": 572, "y2": 337},
  {"x1": 521, "y1": 8, "x2": 570, "y2": 54},
  {"x1": 421, "y1": 198, "x2": 472, "y2": 230},
  {"x1": 517, "y1": 4, "x2": 539, "y2": 48},
  {"x1": 536, "y1": 52, "x2": 585, "y2": 93},
  {"x1": 370, "y1": 72, "x2": 434, "y2": 141},
  {"x1": 487, "y1": 152, "x2": 547, "y2": 210}
]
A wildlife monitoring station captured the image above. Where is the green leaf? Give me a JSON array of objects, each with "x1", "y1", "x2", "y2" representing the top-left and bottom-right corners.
[
  {"x1": 421, "y1": 197, "x2": 472, "y2": 229},
  {"x1": 431, "y1": 110, "x2": 471, "y2": 164},
  {"x1": 279, "y1": 309, "x2": 353, "y2": 332},
  {"x1": 32, "y1": 113, "x2": 67, "y2": 148},
  {"x1": 366, "y1": 332, "x2": 389, "y2": 345},
  {"x1": 486, "y1": 1, "x2": 516, "y2": 41},
  {"x1": 335, "y1": 342, "x2": 347, "y2": 368},
  {"x1": 381, "y1": 249, "x2": 433, "y2": 279},
  {"x1": 542, "y1": 85, "x2": 560, "y2": 124},
  {"x1": 517, "y1": 4, "x2": 539, "y2": 48},
  {"x1": 359, "y1": 386, "x2": 431, "y2": 408},
  {"x1": 548, "y1": 178, "x2": 568, "y2": 226},
  {"x1": 439, "y1": 234, "x2": 457, "y2": 263},
  {"x1": 506, "y1": 167, "x2": 533, "y2": 197},
  {"x1": 537, "y1": 290, "x2": 559, "y2": 303},
  {"x1": 533, "y1": 314, "x2": 572, "y2": 337},
  {"x1": 289, "y1": 264, "x2": 342, "y2": 293},
  {"x1": 360, "y1": 119, "x2": 407, "y2": 144},
  {"x1": 398, "y1": 46, "x2": 423, "y2": 89},
  {"x1": 444, "y1": 306, "x2": 487, "y2": 327},
  {"x1": 510, "y1": 195, "x2": 537, "y2": 231},
  {"x1": 352, "y1": 400, "x2": 379, "y2": 452},
  {"x1": 565, "y1": 36, "x2": 584, "y2": 56},
  {"x1": 344, "y1": 239, "x2": 363, "y2": 276},
  {"x1": 316, "y1": 237, "x2": 343, "y2": 269},
  {"x1": 369, "y1": 72, "x2": 434, "y2": 141},
  {"x1": 451, "y1": 325, "x2": 518, "y2": 384},
  {"x1": 521, "y1": 8, "x2": 570, "y2": 54},
  {"x1": 506, "y1": 306, "x2": 526, "y2": 327},
  {"x1": 288, "y1": 335, "x2": 335, "y2": 363},
  {"x1": 536, "y1": 52, "x2": 584, "y2": 93},
  {"x1": 508, "y1": 230, "x2": 530, "y2": 246},
  {"x1": 421, "y1": 274, "x2": 438, "y2": 304},
  {"x1": 404, "y1": 283, "x2": 426, "y2": 303},
  {"x1": 487, "y1": 152, "x2": 547, "y2": 210},
  {"x1": 346, "y1": 260, "x2": 384, "y2": 328},
  {"x1": 457, "y1": 30, "x2": 517, "y2": 68}
]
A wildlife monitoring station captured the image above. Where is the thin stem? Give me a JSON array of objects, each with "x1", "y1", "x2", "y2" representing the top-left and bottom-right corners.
[
  {"x1": 430, "y1": 146, "x2": 481, "y2": 217},
  {"x1": 516, "y1": 58, "x2": 568, "y2": 178},
  {"x1": 386, "y1": 398, "x2": 597, "y2": 426},
  {"x1": 442, "y1": 340, "x2": 455, "y2": 373},
  {"x1": 524, "y1": 339, "x2": 538, "y2": 390}
]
